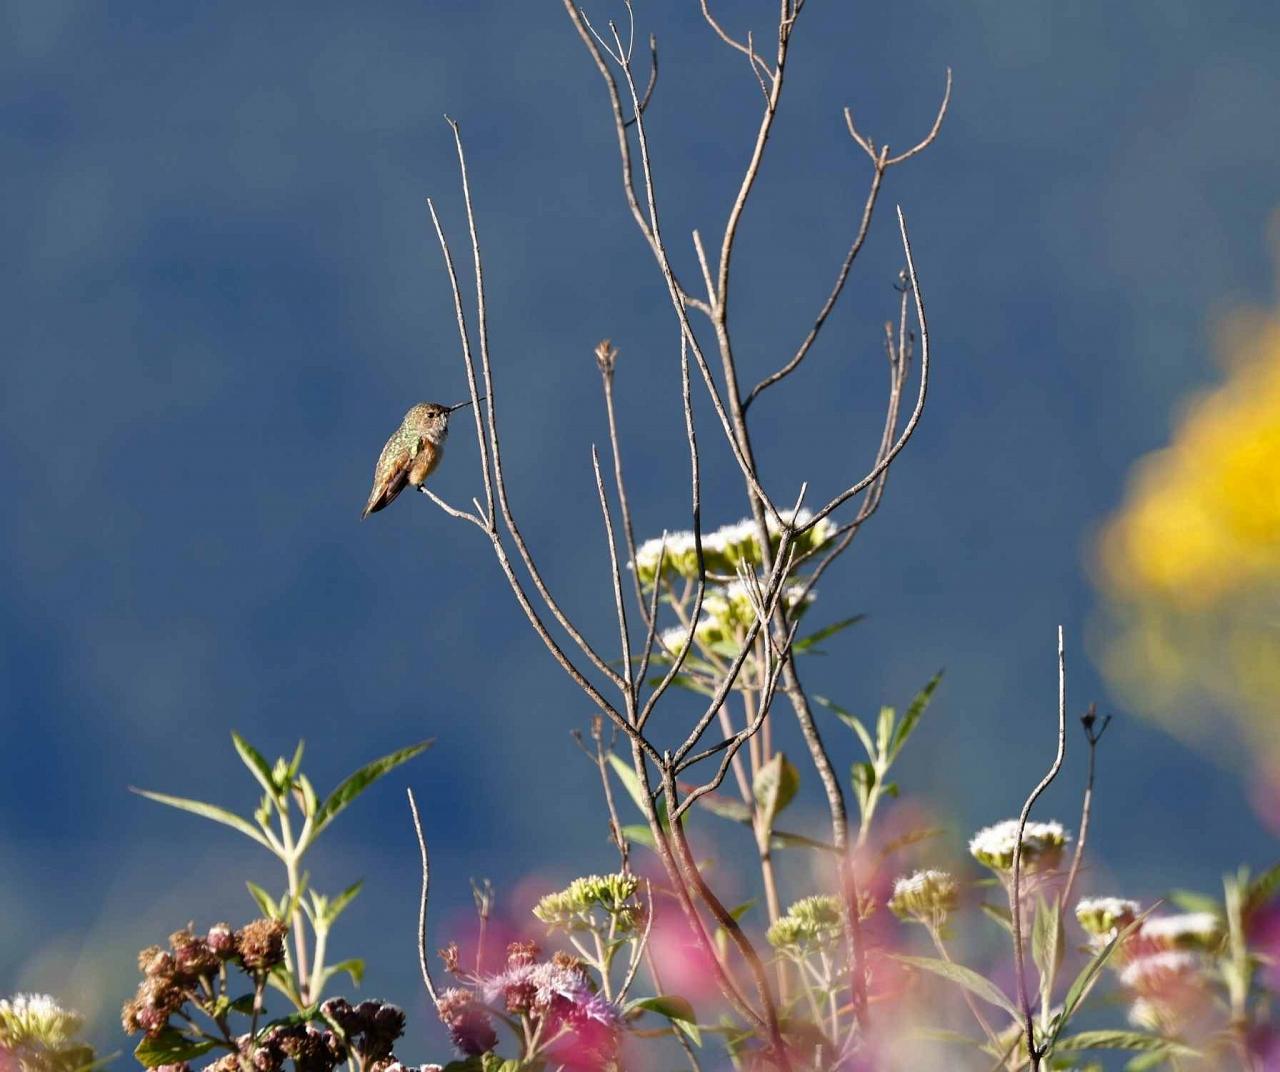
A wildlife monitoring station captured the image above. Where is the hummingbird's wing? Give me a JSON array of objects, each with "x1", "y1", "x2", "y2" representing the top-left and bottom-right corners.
[{"x1": 361, "y1": 435, "x2": 418, "y2": 519}]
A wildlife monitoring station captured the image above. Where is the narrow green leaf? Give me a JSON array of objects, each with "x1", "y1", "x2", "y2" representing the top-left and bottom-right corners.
[
  {"x1": 770, "y1": 829, "x2": 838, "y2": 853},
  {"x1": 132, "y1": 788, "x2": 272, "y2": 849},
  {"x1": 694, "y1": 791, "x2": 753, "y2": 824},
  {"x1": 1053, "y1": 911, "x2": 1152, "y2": 1046},
  {"x1": 890, "y1": 954, "x2": 1022, "y2": 1020},
  {"x1": 645, "y1": 673, "x2": 716, "y2": 697},
  {"x1": 1031, "y1": 896, "x2": 1062, "y2": 993},
  {"x1": 133, "y1": 1031, "x2": 216, "y2": 1068},
  {"x1": 851, "y1": 761, "x2": 876, "y2": 814},
  {"x1": 295, "y1": 774, "x2": 319, "y2": 819},
  {"x1": 323, "y1": 879, "x2": 364, "y2": 926},
  {"x1": 321, "y1": 958, "x2": 365, "y2": 988},
  {"x1": 231, "y1": 732, "x2": 278, "y2": 800},
  {"x1": 1244, "y1": 861, "x2": 1280, "y2": 916},
  {"x1": 815, "y1": 695, "x2": 876, "y2": 759},
  {"x1": 607, "y1": 753, "x2": 651, "y2": 817},
  {"x1": 262, "y1": 1004, "x2": 320, "y2": 1032},
  {"x1": 889, "y1": 670, "x2": 944, "y2": 761},
  {"x1": 246, "y1": 880, "x2": 279, "y2": 920},
  {"x1": 875, "y1": 705, "x2": 896, "y2": 759},
  {"x1": 620, "y1": 823, "x2": 656, "y2": 848},
  {"x1": 628, "y1": 994, "x2": 697, "y2": 1022},
  {"x1": 286, "y1": 740, "x2": 306, "y2": 779},
  {"x1": 876, "y1": 826, "x2": 945, "y2": 862},
  {"x1": 310, "y1": 741, "x2": 432, "y2": 837},
  {"x1": 910, "y1": 1027, "x2": 984, "y2": 1048},
  {"x1": 979, "y1": 901, "x2": 1013, "y2": 935},
  {"x1": 628, "y1": 995, "x2": 701, "y2": 1045},
  {"x1": 753, "y1": 752, "x2": 799, "y2": 829},
  {"x1": 1167, "y1": 889, "x2": 1221, "y2": 916},
  {"x1": 1055, "y1": 1030, "x2": 1198, "y2": 1055},
  {"x1": 792, "y1": 615, "x2": 865, "y2": 654}
]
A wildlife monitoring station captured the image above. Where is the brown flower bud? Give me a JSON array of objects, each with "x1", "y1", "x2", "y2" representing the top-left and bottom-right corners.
[{"x1": 237, "y1": 919, "x2": 288, "y2": 972}]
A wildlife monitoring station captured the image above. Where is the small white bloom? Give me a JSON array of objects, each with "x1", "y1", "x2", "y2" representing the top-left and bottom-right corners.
[
  {"x1": 889, "y1": 869, "x2": 958, "y2": 922},
  {"x1": 968, "y1": 819, "x2": 1071, "y2": 871},
  {"x1": 1139, "y1": 912, "x2": 1223, "y2": 951},
  {"x1": 1119, "y1": 950, "x2": 1200, "y2": 990},
  {"x1": 0, "y1": 993, "x2": 83, "y2": 1048},
  {"x1": 1075, "y1": 896, "x2": 1142, "y2": 936}
]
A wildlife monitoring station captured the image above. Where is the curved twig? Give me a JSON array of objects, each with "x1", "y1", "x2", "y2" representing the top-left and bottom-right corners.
[
  {"x1": 1010, "y1": 627, "x2": 1069, "y2": 1070},
  {"x1": 407, "y1": 788, "x2": 441, "y2": 1010}
]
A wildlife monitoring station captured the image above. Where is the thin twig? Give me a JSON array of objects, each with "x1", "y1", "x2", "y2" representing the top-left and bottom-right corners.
[
  {"x1": 1010, "y1": 627, "x2": 1069, "y2": 1070},
  {"x1": 407, "y1": 788, "x2": 440, "y2": 1009}
]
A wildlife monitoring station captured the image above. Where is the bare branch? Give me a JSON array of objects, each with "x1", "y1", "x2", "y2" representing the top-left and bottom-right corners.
[
  {"x1": 804, "y1": 205, "x2": 930, "y2": 531},
  {"x1": 442, "y1": 117, "x2": 627, "y2": 693},
  {"x1": 407, "y1": 787, "x2": 441, "y2": 1010},
  {"x1": 621, "y1": 34, "x2": 659, "y2": 128},
  {"x1": 1011, "y1": 627, "x2": 1069, "y2": 1070},
  {"x1": 425, "y1": 197, "x2": 494, "y2": 526},
  {"x1": 744, "y1": 145, "x2": 888, "y2": 408},
  {"x1": 886, "y1": 67, "x2": 953, "y2": 166},
  {"x1": 592, "y1": 445, "x2": 636, "y2": 712}
]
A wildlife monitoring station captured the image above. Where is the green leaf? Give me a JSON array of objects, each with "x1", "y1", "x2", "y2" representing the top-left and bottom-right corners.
[
  {"x1": 713, "y1": 902, "x2": 755, "y2": 962},
  {"x1": 321, "y1": 958, "x2": 365, "y2": 989},
  {"x1": 1167, "y1": 889, "x2": 1221, "y2": 915},
  {"x1": 295, "y1": 774, "x2": 319, "y2": 819},
  {"x1": 875, "y1": 705, "x2": 896, "y2": 759},
  {"x1": 1031, "y1": 896, "x2": 1063, "y2": 993},
  {"x1": 608, "y1": 753, "x2": 651, "y2": 817},
  {"x1": 851, "y1": 761, "x2": 876, "y2": 813},
  {"x1": 815, "y1": 695, "x2": 876, "y2": 759},
  {"x1": 628, "y1": 995, "x2": 701, "y2": 1046},
  {"x1": 286, "y1": 740, "x2": 306, "y2": 780},
  {"x1": 979, "y1": 901, "x2": 1013, "y2": 935},
  {"x1": 246, "y1": 880, "x2": 279, "y2": 919},
  {"x1": 1244, "y1": 861, "x2": 1280, "y2": 916},
  {"x1": 753, "y1": 752, "x2": 799, "y2": 829},
  {"x1": 1055, "y1": 1030, "x2": 1198, "y2": 1056},
  {"x1": 694, "y1": 792, "x2": 753, "y2": 824},
  {"x1": 133, "y1": 1030, "x2": 216, "y2": 1068},
  {"x1": 792, "y1": 615, "x2": 865, "y2": 654},
  {"x1": 309, "y1": 741, "x2": 432, "y2": 839},
  {"x1": 232, "y1": 732, "x2": 278, "y2": 800},
  {"x1": 876, "y1": 826, "x2": 945, "y2": 862},
  {"x1": 890, "y1": 954, "x2": 1021, "y2": 1019},
  {"x1": 132, "y1": 788, "x2": 272, "y2": 850},
  {"x1": 620, "y1": 823, "x2": 656, "y2": 848},
  {"x1": 263, "y1": 1004, "x2": 320, "y2": 1032},
  {"x1": 1052, "y1": 911, "x2": 1152, "y2": 1047},
  {"x1": 770, "y1": 829, "x2": 838, "y2": 853},
  {"x1": 889, "y1": 670, "x2": 943, "y2": 761},
  {"x1": 322, "y1": 879, "x2": 364, "y2": 926},
  {"x1": 910, "y1": 1027, "x2": 984, "y2": 1048}
]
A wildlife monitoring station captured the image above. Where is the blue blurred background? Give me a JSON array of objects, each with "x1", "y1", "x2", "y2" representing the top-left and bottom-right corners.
[{"x1": 3, "y1": 0, "x2": 1279, "y2": 1060}]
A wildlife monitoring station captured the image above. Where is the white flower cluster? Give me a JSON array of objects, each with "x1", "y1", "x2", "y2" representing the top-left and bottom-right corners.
[
  {"x1": 0, "y1": 993, "x2": 83, "y2": 1048},
  {"x1": 1139, "y1": 911, "x2": 1223, "y2": 951},
  {"x1": 888, "y1": 869, "x2": 958, "y2": 923},
  {"x1": 1119, "y1": 950, "x2": 1200, "y2": 991},
  {"x1": 629, "y1": 511, "x2": 835, "y2": 586},
  {"x1": 1075, "y1": 896, "x2": 1142, "y2": 936},
  {"x1": 659, "y1": 581, "x2": 814, "y2": 658},
  {"x1": 968, "y1": 819, "x2": 1071, "y2": 872}
]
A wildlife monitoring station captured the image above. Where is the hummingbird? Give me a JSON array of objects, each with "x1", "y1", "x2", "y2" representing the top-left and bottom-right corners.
[{"x1": 360, "y1": 398, "x2": 481, "y2": 519}]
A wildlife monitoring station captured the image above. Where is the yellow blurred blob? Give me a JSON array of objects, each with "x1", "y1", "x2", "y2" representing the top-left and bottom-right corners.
[{"x1": 1093, "y1": 238, "x2": 1280, "y2": 760}]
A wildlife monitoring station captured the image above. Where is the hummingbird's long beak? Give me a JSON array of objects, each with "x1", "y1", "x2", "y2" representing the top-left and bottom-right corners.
[{"x1": 448, "y1": 395, "x2": 486, "y2": 413}]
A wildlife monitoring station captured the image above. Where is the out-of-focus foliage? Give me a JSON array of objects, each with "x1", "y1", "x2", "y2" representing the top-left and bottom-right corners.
[{"x1": 1093, "y1": 236, "x2": 1280, "y2": 762}]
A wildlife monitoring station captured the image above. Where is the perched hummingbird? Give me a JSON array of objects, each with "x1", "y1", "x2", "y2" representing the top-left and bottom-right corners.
[{"x1": 360, "y1": 398, "x2": 480, "y2": 519}]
